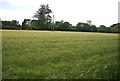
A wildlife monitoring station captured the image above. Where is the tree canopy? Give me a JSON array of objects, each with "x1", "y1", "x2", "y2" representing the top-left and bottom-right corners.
[{"x1": 33, "y1": 4, "x2": 52, "y2": 30}]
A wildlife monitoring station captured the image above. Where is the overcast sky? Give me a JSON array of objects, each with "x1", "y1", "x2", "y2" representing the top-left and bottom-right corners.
[{"x1": 0, "y1": 0, "x2": 119, "y2": 26}]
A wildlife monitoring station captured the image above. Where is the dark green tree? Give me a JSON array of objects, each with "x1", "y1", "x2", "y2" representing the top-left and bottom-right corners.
[
  {"x1": 76, "y1": 22, "x2": 85, "y2": 31},
  {"x1": 2, "y1": 20, "x2": 21, "y2": 29},
  {"x1": 70, "y1": 26, "x2": 78, "y2": 31},
  {"x1": 33, "y1": 4, "x2": 52, "y2": 30},
  {"x1": 11, "y1": 20, "x2": 19, "y2": 26},
  {"x1": 109, "y1": 23, "x2": 119, "y2": 33},
  {"x1": 76, "y1": 22, "x2": 90, "y2": 32},
  {"x1": 22, "y1": 19, "x2": 31, "y2": 30},
  {"x1": 90, "y1": 25, "x2": 97, "y2": 32},
  {"x1": 55, "y1": 20, "x2": 72, "y2": 31},
  {"x1": 76, "y1": 22, "x2": 97, "y2": 32},
  {"x1": 97, "y1": 25, "x2": 107, "y2": 32}
]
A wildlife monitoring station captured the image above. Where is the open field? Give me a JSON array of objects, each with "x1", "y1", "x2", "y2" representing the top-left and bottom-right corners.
[{"x1": 2, "y1": 30, "x2": 118, "y2": 79}]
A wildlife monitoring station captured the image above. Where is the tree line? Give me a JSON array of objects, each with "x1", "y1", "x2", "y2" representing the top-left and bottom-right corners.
[{"x1": 1, "y1": 4, "x2": 120, "y2": 33}]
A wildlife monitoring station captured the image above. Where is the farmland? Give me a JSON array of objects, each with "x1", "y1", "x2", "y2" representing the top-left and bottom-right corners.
[{"x1": 2, "y1": 30, "x2": 118, "y2": 79}]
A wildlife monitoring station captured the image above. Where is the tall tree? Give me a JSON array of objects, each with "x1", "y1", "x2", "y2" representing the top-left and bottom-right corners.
[{"x1": 33, "y1": 4, "x2": 52, "y2": 30}]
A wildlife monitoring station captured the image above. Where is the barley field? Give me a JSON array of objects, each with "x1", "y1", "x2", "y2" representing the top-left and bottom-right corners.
[{"x1": 2, "y1": 30, "x2": 118, "y2": 79}]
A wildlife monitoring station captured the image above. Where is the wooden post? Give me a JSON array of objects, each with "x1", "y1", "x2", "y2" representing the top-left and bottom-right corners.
[{"x1": 53, "y1": 14, "x2": 54, "y2": 31}]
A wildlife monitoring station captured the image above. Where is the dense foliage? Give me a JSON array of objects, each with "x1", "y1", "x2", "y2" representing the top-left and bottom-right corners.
[
  {"x1": 2, "y1": 20, "x2": 21, "y2": 30},
  {"x1": 1, "y1": 20, "x2": 119, "y2": 33},
  {"x1": 33, "y1": 4, "x2": 52, "y2": 30}
]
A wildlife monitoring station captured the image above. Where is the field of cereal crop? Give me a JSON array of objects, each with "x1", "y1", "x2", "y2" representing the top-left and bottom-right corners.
[{"x1": 2, "y1": 30, "x2": 118, "y2": 79}]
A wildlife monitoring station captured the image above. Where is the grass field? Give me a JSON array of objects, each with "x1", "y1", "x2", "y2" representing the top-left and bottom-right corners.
[{"x1": 2, "y1": 30, "x2": 118, "y2": 79}]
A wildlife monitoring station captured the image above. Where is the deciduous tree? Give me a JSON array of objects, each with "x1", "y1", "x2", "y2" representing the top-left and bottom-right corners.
[{"x1": 33, "y1": 4, "x2": 52, "y2": 30}]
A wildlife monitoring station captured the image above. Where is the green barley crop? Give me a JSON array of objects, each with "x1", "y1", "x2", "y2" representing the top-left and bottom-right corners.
[{"x1": 2, "y1": 30, "x2": 118, "y2": 79}]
